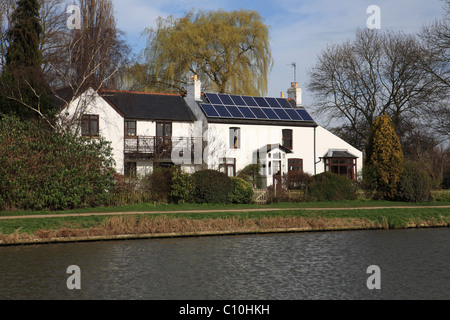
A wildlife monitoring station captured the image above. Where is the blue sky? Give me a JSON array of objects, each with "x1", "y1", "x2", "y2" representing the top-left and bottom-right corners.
[{"x1": 111, "y1": 0, "x2": 446, "y2": 124}]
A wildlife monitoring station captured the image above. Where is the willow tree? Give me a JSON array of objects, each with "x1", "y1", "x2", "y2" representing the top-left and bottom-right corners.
[{"x1": 130, "y1": 9, "x2": 273, "y2": 95}]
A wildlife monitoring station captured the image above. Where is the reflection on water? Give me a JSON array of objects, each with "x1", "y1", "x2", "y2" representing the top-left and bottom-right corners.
[{"x1": 0, "y1": 229, "x2": 449, "y2": 300}]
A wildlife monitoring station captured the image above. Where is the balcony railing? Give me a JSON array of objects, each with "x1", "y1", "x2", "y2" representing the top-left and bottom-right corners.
[{"x1": 124, "y1": 136, "x2": 201, "y2": 160}]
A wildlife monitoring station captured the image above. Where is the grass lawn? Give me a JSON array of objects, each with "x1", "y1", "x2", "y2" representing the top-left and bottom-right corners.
[{"x1": 0, "y1": 200, "x2": 449, "y2": 236}]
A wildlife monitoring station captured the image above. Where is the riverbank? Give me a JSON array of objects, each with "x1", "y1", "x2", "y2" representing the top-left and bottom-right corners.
[{"x1": 1, "y1": 202, "x2": 449, "y2": 246}]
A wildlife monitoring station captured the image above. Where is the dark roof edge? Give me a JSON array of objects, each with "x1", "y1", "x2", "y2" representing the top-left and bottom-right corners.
[{"x1": 206, "y1": 118, "x2": 318, "y2": 127}]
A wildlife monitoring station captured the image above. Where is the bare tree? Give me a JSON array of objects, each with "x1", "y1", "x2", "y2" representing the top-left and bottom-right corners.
[{"x1": 307, "y1": 28, "x2": 446, "y2": 152}]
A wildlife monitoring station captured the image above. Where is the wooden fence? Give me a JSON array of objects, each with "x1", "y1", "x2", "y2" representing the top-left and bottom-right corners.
[{"x1": 253, "y1": 189, "x2": 304, "y2": 205}]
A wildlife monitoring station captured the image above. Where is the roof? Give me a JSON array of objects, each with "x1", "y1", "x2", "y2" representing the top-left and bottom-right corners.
[
  {"x1": 260, "y1": 144, "x2": 293, "y2": 154},
  {"x1": 198, "y1": 92, "x2": 318, "y2": 127},
  {"x1": 100, "y1": 90, "x2": 197, "y2": 122},
  {"x1": 323, "y1": 149, "x2": 358, "y2": 158}
]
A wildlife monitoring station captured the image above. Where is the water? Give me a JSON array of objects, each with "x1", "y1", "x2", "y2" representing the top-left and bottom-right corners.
[{"x1": 0, "y1": 228, "x2": 449, "y2": 300}]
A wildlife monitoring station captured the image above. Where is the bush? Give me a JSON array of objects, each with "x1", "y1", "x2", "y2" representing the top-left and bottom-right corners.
[
  {"x1": 237, "y1": 163, "x2": 263, "y2": 189},
  {"x1": 229, "y1": 177, "x2": 254, "y2": 204},
  {"x1": 308, "y1": 172, "x2": 357, "y2": 201},
  {"x1": 192, "y1": 169, "x2": 233, "y2": 203},
  {"x1": 142, "y1": 166, "x2": 174, "y2": 203},
  {"x1": 0, "y1": 115, "x2": 116, "y2": 210},
  {"x1": 395, "y1": 162, "x2": 432, "y2": 202},
  {"x1": 283, "y1": 170, "x2": 313, "y2": 191},
  {"x1": 170, "y1": 167, "x2": 195, "y2": 204}
]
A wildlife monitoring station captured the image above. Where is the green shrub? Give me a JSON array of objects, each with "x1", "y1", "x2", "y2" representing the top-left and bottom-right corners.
[
  {"x1": 308, "y1": 172, "x2": 357, "y2": 201},
  {"x1": 142, "y1": 167, "x2": 174, "y2": 203},
  {"x1": 192, "y1": 169, "x2": 233, "y2": 203},
  {"x1": 395, "y1": 162, "x2": 432, "y2": 202},
  {"x1": 170, "y1": 167, "x2": 195, "y2": 204},
  {"x1": 283, "y1": 170, "x2": 313, "y2": 191},
  {"x1": 0, "y1": 115, "x2": 116, "y2": 211},
  {"x1": 237, "y1": 163, "x2": 263, "y2": 189},
  {"x1": 229, "y1": 177, "x2": 254, "y2": 204}
]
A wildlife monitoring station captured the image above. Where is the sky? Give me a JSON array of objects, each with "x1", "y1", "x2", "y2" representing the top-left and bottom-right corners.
[{"x1": 110, "y1": 0, "x2": 446, "y2": 125}]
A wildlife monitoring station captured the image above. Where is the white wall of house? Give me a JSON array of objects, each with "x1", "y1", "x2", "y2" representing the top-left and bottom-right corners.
[
  {"x1": 204, "y1": 122, "x2": 363, "y2": 186},
  {"x1": 315, "y1": 126, "x2": 363, "y2": 177},
  {"x1": 59, "y1": 89, "x2": 125, "y2": 174}
]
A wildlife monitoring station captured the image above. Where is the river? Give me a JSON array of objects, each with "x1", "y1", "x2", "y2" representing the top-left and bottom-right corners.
[{"x1": 0, "y1": 228, "x2": 448, "y2": 300}]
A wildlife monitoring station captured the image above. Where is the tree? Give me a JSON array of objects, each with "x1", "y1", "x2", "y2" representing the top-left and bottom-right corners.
[
  {"x1": 0, "y1": 0, "x2": 53, "y2": 121},
  {"x1": 307, "y1": 28, "x2": 446, "y2": 152},
  {"x1": 127, "y1": 9, "x2": 273, "y2": 96},
  {"x1": 363, "y1": 114, "x2": 404, "y2": 200},
  {"x1": 65, "y1": 0, "x2": 130, "y2": 92}
]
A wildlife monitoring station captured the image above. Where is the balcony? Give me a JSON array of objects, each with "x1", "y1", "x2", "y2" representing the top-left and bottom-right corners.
[{"x1": 124, "y1": 136, "x2": 201, "y2": 161}]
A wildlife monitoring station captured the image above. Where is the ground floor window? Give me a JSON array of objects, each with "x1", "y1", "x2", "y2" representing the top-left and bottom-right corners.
[
  {"x1": 324, "y1": 157, "x2": 356, "y2": 180},
  {"x1": 288, "y1": 158, "x2": 303, "y2": 172},
  {"x1": 219, "y1": 158, "x2": 236, "y2": 177}
]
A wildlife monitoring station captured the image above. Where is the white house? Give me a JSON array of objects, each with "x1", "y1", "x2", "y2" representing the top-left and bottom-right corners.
[{"x1": 58, "y1": 78, "x2": 363, "y2": 188}]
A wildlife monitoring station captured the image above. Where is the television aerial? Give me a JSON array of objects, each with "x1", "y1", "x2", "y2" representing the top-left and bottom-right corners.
[{"x1": 288, "y1": 62, "x2": 297, "y2": 83}]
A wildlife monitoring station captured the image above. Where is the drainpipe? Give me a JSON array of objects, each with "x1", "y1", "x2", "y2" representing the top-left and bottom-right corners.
[{"x1": 314, "y1": 126, "x2": 317, "y2": 175}]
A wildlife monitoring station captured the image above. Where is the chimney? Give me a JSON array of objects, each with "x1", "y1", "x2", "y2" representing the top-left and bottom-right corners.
[
  {"x1": 287, "y1": 82, "x2": 302, "y2": 106},
  {"x1": 280, "y1": 92, "x2": 285, "y2": 99},
  {"x1": 187, "y1": 74, "x2": 201, "y2": 101}
]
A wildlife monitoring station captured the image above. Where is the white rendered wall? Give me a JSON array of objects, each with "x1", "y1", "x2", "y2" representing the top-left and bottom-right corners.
[
  {"x1": 59, "y1": 89, "x2": 125, "y2": 174},
  {"x1": 314, "y1": 126, "x2": 363, "y2": 177}
]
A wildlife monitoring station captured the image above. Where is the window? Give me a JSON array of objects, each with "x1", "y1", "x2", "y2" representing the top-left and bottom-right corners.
[
  {"x1": 272, "y1": 160, "x2": 281, "y2": 176},
  {"x1": 229, "y1": 127, "x2": 240, "y2": 149},
  {"x1": 324, "y1": 158, "x2": 357, "y2": 180},
  {"x1": 81, "y1": 115, "x2": 99, "y2": 137},
  {"x1": 282, "y1": 129, "x2": 293, "y2": 150},
  {"x1": 124, "y1": 162, "x2": 137, "y2": 178},
  {"x1": 156, "y1": 122, "x2": 172, "y2": 137},
  {"x1": 288, "y1": 158, "x2": 303, "y2": 172},
  {"x1": 125, "y1": 120, "x2": 136, "y2": 137},
  {"x1": 219, "y1": 158, "x2": 236, "y2": 177},
  {"x1": 156, "y1": 122, "x2": 172, "y2": 152}
]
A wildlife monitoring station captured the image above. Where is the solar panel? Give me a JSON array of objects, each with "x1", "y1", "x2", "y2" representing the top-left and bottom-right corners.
[
  {"x1": 218, "y1": 94, "x2": 234, "y2": 105},
  {"x1": 237, "y1": 106, "x2": 256, "y2": 118},
  {"x1": 200, "y1": 104, "x2": 219, "y2": 117},
  {"x1": 225, "y1": 105, "x2": 244, "y2": 118},
  {"x1": 277, "y1": 98, "x2": 293, "y2": 108},
  {"x1": 242, "y1": 96, "x2": 258, "y2": 106},
  {"x1": 230, "y1": 95, "x2": 246, "y2": 106},
  {"x1": 261, "y1": 108, "x2": 279, "y2": 120},
  {"x1": 250, "y1": 107, "x2": 268, "y2": 119},
  {"x1": 201, "y1": 93, "x2": 314, "y2": 123},
  {"x1": 285, "y1": 109, "x2": 303, "y2": 120},
  {"x1": 206, "y1": 93, "x2": 222, "y2": 105},
  {"x1": 273, "y1": 108, "x2": 291, "y2": 120},
  {"x1": 214, "y1": 105, "x2": 232, "y2": 117},
  {"x1": 253, "y1": 97, "x2": 269, "y2": 108},
  {"x1": 297, "y1": 110, "x2": 313, "y2": 121},
  {"x1": 265, "y1": 97, "x2": 281, "y2": 108}
]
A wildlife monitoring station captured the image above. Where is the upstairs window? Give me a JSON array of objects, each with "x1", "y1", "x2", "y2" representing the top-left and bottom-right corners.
[
  {"x1": 81, "y1": 115, "x2": 99, "y2": 137},
  {"x1": 229, "y1": 127, "x2": 241, "y2": 149},
  {"x1": 125, "y1": 120, "x2": 136, "y2": 137},
  {"x1": 282, "y1": 129, "x2": 293, "y2": 150}
]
